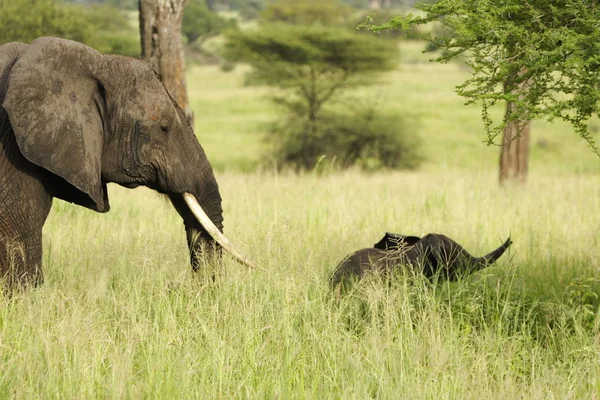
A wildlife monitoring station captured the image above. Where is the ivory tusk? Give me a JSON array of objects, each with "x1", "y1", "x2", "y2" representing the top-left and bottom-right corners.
[{"x1": 182, "y1": 192, "x2": 256, "y2": 269}]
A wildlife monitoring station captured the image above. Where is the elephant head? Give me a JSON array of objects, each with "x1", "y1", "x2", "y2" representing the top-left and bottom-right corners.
[{"x1": 1, "y1": 37, "x2": 254, "y2": 270}]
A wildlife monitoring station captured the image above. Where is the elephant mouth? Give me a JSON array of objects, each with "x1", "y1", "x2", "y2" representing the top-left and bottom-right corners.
[
  {"x1": 149, "y1": 163, "x2": 172, "y2": 194},
  {"x1": 182, "y1": 193, "x2": 256, "y2": 269},
  {"x1": 121, "y1": 182, "x2": 142, "y2": 189}
]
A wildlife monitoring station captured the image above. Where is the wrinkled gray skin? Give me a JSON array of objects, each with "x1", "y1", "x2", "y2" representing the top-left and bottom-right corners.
[
  {"x1": 0, "y1": 37, "x2": 223, "y2": 289},
  {"x1": 331, "y1": 232, "x2": 512, "y2": 289}
]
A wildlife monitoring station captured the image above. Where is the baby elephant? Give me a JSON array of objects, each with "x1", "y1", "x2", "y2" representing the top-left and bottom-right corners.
[{"x1": 331, "y1": 232, "x2": 512, "y2": 289}]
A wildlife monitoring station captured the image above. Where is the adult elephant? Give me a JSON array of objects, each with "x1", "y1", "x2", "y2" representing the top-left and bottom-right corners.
[{"x1": 0, "y1": 37, "x2": 254, "y2": 289}]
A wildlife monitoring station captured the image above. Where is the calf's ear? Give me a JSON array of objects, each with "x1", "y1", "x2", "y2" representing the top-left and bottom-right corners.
[{"x1": 374, "y1": 232, "x2": 421, "y2": 250}]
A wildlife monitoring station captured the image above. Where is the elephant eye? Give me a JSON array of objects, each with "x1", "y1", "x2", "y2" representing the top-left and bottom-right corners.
[{"x1": 159, "y1": 118, "x2": 170, "y2": 134}]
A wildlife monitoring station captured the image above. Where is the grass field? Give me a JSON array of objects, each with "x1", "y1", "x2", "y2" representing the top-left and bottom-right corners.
[{"x1": 0, "y1": 41, "x2": 599, "y2": 398}]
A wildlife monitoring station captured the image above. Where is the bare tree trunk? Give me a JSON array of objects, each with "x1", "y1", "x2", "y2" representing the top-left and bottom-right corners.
[
  {"x1": 499, "y1": 109, "x2": 530, "y2": 184},
  {"x1": 139, "y1": 0, "x2": 194, "y2": 124},
  {"x1": 499, "y1": 73, "x2": 530, "y2": 184}
]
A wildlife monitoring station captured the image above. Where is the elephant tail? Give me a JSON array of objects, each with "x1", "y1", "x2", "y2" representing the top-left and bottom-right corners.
[{"x1": 474, "y1": 237, "x2": 513, "y2": 269}]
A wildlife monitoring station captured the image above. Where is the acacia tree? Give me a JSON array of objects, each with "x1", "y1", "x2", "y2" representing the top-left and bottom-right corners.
[
  {"x1": 182, "y1": 0, "x2": 237, "y2": 45},
  {"x1": 223, "y1": 24, "x2": 419, "y2": 170},
  {"x1": 226, "y1": 24, "x2": 397, "y2": 128},
  {"x1": 260, "y1": 0, "x2": 351, "y2": 26},
  {"x1": 367, "y1": 0, "x2": 600, "y2": 183},
  {"x1": 139, "y1": 0, "x2": 192, "y2": 122}
]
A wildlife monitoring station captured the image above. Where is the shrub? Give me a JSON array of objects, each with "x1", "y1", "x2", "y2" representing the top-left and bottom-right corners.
[
  {"x1": 0, "y1": 0, "x2": 139, "y2": 57},
  {"x1": 260, "y1": 0, "x2": 352, "y2": 26},
  {"x1": 269, "y1": 106, "x2": 421, "y2": 171},
  {"x1": 93, "y1": 31, "x2": 140, "y2": 58},
  {"x1": 0, "y1": 0, "x2": 93, "y2": 45},
  {"x1": 182, "y1": 0, "x2": 237, "y2": 45},
  {"x1": 84, "y1": 4, "x2": 140, "y2": 57},
  {"x1": 229, "y1": 0, "x2": 264, "y2": 20}
]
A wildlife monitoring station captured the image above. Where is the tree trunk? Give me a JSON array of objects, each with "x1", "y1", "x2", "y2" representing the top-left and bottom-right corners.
[
  {"x1": 499, "y1": 74, "x2": 531, "y2": 184},
  {"x1": 499, "y1": 109, "x2": 530, "y2": 184},
  {"x1": 139, "y1": 0, "x2": 194, "y2": 124}
]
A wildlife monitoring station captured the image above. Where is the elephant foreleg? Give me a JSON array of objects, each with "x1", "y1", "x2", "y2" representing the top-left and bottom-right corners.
[
  {"x1": 0, "y1": 173, "x2": 52, "y2": 290},
  {"x1": 0, "y1": 230, "x2": 44, "y2": 289}
]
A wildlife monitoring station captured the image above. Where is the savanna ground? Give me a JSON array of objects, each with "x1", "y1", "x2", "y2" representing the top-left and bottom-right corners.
[{"x1": 1, "y1": 42, "x2": 599, "y2": 398}]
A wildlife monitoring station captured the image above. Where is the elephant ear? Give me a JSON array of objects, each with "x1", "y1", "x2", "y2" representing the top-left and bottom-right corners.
[
  {"x1": 374, "y1": 232, "x2": 421, "y2": 250},
  {"x1": 2, "y1": 37, "x2": 109, "y2": 212}
]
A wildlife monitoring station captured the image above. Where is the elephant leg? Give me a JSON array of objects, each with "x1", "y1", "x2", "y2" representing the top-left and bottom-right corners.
[
  {"x1": 23, "y1": 228, "x2": 45, "y2": 287},
  {"x1": 0, "y1": 174, "x2": 53, "y2": 290},
  {"x1": 0, "y1": 229, "x2": 44, "y2": 289}
]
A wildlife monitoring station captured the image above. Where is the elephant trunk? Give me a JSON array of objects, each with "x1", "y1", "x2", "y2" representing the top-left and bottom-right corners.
[
  {"x1": 168, "y1": 180, "x2": 256, "y2": 271},
  {"x1": 473, "y1": 238, "x2": 512, "y2": 270},
  {"x1": 182, "y1": 193, "x2": 255, "y2": 269}
]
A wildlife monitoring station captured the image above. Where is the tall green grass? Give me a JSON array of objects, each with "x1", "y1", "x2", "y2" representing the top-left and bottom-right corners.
[{"x1": 0, "y1": 170, "x2": 597, "y2": 398}]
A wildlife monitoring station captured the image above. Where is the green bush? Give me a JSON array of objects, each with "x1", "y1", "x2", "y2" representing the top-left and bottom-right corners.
[
  {"x1": 269, "y1": 107, "x2": 421, "y2": 171},
  {"x1": 84, "y1": 4, "x2": 140, "y2": 57},
  {"x1": 0, "y1": 0, "x2": 139, "y2": 57},
  {"x1": 182, "y1": 0, "x2": 237, "y2": 44},
  {"x1": 92, "y1": 31, "x2": 140, "y2": 58},
  {"x1": 228, "y1": 0, "x2": 264, "y2": 20},
  {"x1": 260, "y1": 0, "x2": 352, "y2": 26},
  {"x1": 0, "y1": 0, "x2": 93, "y2": 45}
]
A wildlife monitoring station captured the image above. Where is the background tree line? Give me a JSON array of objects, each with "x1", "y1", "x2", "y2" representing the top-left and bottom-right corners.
[
  {"x1": 1, "y1": 0, "x2": 420, "y2": 171},
  {"x1": 2, "y1": 0, "x2": 599, "y2": 181}
]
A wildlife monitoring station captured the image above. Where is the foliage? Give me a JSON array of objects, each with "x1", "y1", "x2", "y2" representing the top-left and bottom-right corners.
[
  {"x1": 224, "y1": 24, "x2": 398, "y2": 114},
  {"x1": 183, "y1": 0, "x2": 237, "y2": 44},
  {"x1": 364, "y1": 0, "x2": 600, "y2": 155},
  {"x1": 260, "y1": 0, "x2": 352, "y2": 26},
  {"x1": 339, "y1": 0, "x2": 437, "y2": 9},
  {"x1": 269, "y1": 107, "x2": 421, "y2": 170},
  {"x1": 84, "y1": 3, "x2": 140, "y2": 57},
  {"x1": 224, "y1": 0, "x2": 264, "y2": 19},
  {"x1": 350, "y1": 9, "x2": 419, "y2": 40},
  {"x1": 0, "y1": 0, "x2": 139, "y2": 57},
  {"x1": 224, "y1": 23, "x2": 403, "y2": 170},
  {"x1": 92, "y1": 31, "x2": 140, "y2": 57},
  {"x1": 0, "y1": 0, "x2": 94, "y2": 45},
  {"x1": 421, "y1": 22, "x2": 455, "y2": 55},
  {"x1": 66, "y1": 0, "x2": 138, "y2": 9}
]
